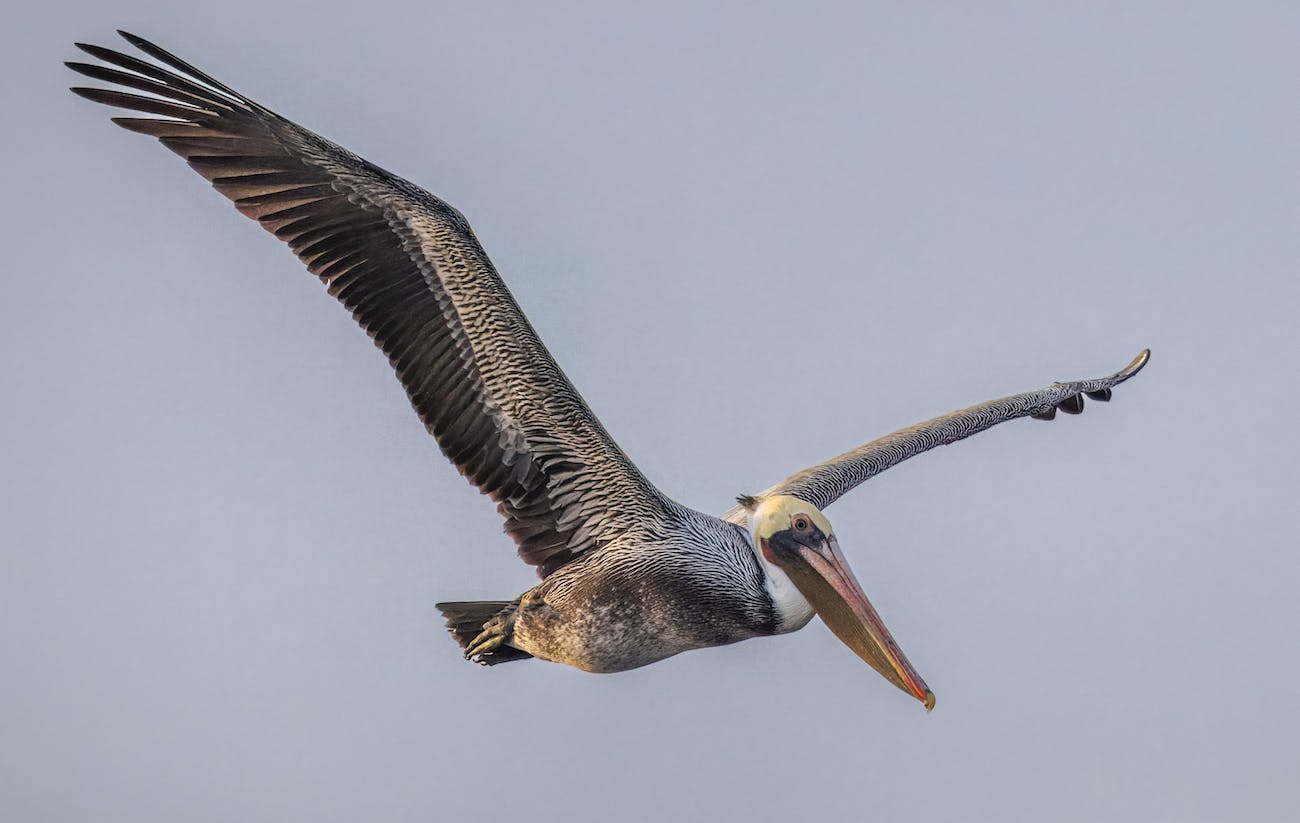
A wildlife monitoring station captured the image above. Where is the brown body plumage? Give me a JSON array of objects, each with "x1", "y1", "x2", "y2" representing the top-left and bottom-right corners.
[{"x1": 68, "y1": 32, "x2": 1148, "y2": 705}]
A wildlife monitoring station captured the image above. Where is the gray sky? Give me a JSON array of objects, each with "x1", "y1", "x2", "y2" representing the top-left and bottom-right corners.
[{"x1": 4, "y1": 3, "x2": 1298, "y2": 821}]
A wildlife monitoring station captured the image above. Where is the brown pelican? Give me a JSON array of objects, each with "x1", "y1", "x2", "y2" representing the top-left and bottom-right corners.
[{"x1": 67, "y1": 32, "x2": 1149, "y2": 710}]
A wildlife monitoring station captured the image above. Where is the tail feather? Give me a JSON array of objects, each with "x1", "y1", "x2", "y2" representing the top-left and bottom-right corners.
[{"x1": 435, "y1": 600, "x2": 533, "y2": 665}]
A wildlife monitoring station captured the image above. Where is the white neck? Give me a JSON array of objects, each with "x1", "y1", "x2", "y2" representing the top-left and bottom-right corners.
[{"x1": 746, "y1": 513, "x2": 815, "y2": 633}]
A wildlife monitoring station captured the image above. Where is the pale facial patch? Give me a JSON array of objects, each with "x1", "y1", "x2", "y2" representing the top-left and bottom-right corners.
[
  {"x1": 744, "y1": 495, "x2": 834, "y2": 632},
  {"x1": 748, "y1": 495, "x2": 834, "y2": 542}
]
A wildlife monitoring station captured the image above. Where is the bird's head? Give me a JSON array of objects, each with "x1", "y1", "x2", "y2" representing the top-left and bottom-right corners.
[{"x1": 743, "y1": 494, "x2": 935, "y2": 711}]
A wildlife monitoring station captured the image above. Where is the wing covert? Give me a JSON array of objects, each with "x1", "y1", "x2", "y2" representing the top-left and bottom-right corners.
[
  {"x1": 69, "y1": 32, "x2": 676, "y2": 576},
  {"x1": 724, "y1": 350, "x2": 1149, "y2": 522}
]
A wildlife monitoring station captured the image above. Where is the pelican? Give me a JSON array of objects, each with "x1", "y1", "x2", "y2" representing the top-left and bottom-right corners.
[{"x1": 68, "y1": 32, "x2": 1148, "y2": 710}]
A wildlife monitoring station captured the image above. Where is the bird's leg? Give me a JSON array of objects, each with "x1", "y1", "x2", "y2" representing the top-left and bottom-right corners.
[{"x1": 464, "y1": 610, "x2": 514, "y2": 663}]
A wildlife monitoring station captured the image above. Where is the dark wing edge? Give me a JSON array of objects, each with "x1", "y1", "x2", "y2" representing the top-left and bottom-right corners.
[
  {"x1": 69, "y1": 32, "x2": 676, "y2": 576},
  {"x1": 723, "y1": 349, "x2": 1150, "y2": 522}
]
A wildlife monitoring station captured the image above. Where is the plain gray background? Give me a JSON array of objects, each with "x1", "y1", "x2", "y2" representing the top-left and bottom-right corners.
[{"x1": 4, "y1": 2, "x2": 1297, "y2": 821}]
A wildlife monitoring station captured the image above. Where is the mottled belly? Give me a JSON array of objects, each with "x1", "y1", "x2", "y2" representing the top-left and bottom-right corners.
[{"x1": 511, "y1": 573, "x2": 758, "y2": 673}]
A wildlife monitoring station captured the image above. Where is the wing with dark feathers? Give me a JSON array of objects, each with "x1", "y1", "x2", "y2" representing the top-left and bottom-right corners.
[
  {"x1": 68, "y1": 32, "x2": 676, "y2": 576},
  {"x1": 724, "y1": 350, "x2": 1149, "y2": 522}
]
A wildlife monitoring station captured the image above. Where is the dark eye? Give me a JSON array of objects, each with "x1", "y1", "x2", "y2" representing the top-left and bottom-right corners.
[{"x1": 793, "y1": 516, "x2": 811, "y2": 532}]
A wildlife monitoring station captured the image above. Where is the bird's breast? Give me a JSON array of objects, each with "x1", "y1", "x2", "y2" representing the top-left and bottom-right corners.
[{"x1": 511, "y1": 544, "x2": 773, "y2": 672}]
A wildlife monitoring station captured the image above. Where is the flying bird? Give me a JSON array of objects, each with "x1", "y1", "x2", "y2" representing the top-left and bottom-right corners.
[{"x1": 67, "y1": 31, "x2": 1149, "y2": 710}]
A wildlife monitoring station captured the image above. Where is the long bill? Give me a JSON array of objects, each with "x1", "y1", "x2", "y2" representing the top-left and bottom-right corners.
[{"x1": 775, "y1": 535, "x2": 935, "y2": 710}]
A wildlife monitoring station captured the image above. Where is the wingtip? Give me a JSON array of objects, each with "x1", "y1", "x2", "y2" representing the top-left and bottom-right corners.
[
  {"x1": 1119, "y1": 348, "x2": 1151, "y2": 381},
  {"x1": 64, "y1": 61, "x2": 103, "y2": 81},
  {"x1": 117, "y1": 30, "x2": 156, "y2": 52},
  {"x1": 72, "y1": 42, "x2": 120, "y2": 64}
]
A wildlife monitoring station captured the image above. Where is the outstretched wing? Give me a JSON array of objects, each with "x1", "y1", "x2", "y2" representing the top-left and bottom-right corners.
[
  {"x1": 724, "y1": 350, "x2": 1149, "y2": 522},
  {"x1": 69, "y1": 32, "x2": 676, "y2": 576}
]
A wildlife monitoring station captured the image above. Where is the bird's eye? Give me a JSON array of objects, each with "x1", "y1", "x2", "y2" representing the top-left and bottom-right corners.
[{"x1": 793, "y1": 516, "x2": 810, "y2": 532}]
